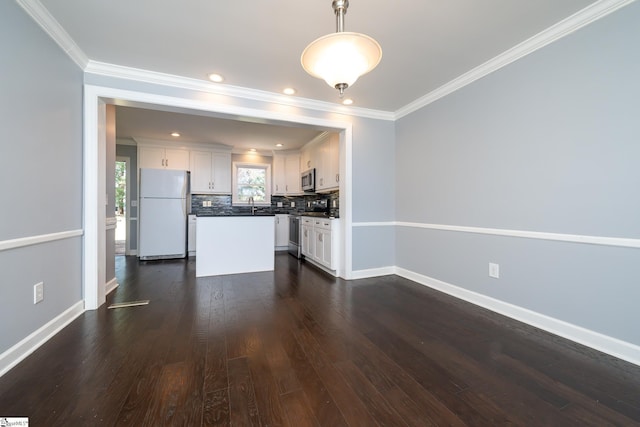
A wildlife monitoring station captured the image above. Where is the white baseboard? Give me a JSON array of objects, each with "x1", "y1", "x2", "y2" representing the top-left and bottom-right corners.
[
  {"x1": 350, "y1": 266, "x2": 396, "y2": 280},
  {"x1": 105, "y1": 277, "x2": 119, "y2": 295},
  {"x1": 0, "y1": 301, "x2": 85, "y2": 377},
  {"x1": 303, "y1": 257, "x2": 339, "y2": 277},
  {"x1": 394, "y1": 267, "x2": 640, "y2": 367}
]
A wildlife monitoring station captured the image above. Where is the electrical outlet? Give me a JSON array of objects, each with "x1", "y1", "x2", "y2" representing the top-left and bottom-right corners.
[
  {"x1": 277, "y1": 202, "x2": 283, "y2": 208},
  {"x1": 34, "y1": 282, "x2": 44, "y2": 304},
  {"x1": 332, "y1": 200, "x2": 337, "y2": 208},
  {"x1": 489, "y1": 263, "x2": 500, "y2": 279},
  {"x1": 290, "y1": 202, "x2": 295, "y2": 208}
]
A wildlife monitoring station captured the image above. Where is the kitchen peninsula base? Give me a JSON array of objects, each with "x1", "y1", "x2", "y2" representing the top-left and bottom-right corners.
[{"x1": 195, "y1": 215, "x2": 275, "y2": 277}]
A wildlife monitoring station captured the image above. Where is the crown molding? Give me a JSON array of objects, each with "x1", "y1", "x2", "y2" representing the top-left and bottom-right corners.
[
  {"x1": 16, "y1": 0, "x2": 88, "y2": 69},
  {"x1": 132, "y1": 137, "x2": 233, "y2": 152},
  {"x1": 19, "y1": 0, "x2": 634, "y2": 122},
  {"x1": 394, "y1": 0, "x2": 637, "y2": 119},
  {"x1": 84, "y1": 61, "x2": 395, "y2": 121}
]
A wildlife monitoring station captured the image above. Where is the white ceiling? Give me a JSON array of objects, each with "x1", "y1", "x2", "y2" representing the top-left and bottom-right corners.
[
  {"x1": 115, "y1": 106, "x2": 327, "y2": 153},
  {"x1": 35, "y1": 0, "x2": 600, "y2": 150}
]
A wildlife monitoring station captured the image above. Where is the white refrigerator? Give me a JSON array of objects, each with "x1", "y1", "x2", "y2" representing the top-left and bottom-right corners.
[{"x1": 139, "y1": 168, "x2": 189, "y2": 260}]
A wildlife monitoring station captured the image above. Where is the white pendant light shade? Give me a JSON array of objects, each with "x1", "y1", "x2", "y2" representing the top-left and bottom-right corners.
[{"x1": 301, "y1": 31, "x2": 382, "y2": 90}]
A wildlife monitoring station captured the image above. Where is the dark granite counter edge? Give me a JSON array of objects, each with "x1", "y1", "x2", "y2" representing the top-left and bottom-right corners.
[{"x1": 195, "y1": 213, "x2": 276, "y2": 217}]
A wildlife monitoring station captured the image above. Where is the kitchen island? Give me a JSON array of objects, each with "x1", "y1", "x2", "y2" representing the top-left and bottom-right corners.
[{"x1": 195, "y1": 214, "x2": 275, "y2": 277}]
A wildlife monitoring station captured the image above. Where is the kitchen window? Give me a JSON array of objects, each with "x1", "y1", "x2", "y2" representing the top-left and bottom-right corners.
[{"x1": 232, "y1": 162, "x2": 272, "y2": 205}]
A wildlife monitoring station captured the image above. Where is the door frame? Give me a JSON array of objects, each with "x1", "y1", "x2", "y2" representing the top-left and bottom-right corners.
[{"x1": 83, "y1": 84, "x2": 353, "y2": 310}]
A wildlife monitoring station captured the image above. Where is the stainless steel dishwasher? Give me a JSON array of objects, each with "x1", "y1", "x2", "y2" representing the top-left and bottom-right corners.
[{"x1": 288, "y1": 215, "x2": 301, "y2": 259}]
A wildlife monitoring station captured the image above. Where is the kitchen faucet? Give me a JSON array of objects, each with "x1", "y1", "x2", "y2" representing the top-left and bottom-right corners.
[{"x1": 248, "y1": 196, "x2": 256, "y2": 215}]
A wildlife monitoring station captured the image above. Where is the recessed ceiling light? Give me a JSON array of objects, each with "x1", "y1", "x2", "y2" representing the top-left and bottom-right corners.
[
  {"x1": 283, "y1": 87, "x2": 296, "y2": 95},
  {"x1": 249, "y1": 148, "x2": 257, "y2": 152},
  {"x1": 342, "y1": 98, "x2": 354, "y2": 106},
  {"x1": 171, "y1": 132, "x2": 181, "y2": 137},
  {"x1": 276, "y1": 143, "x2": 283, "y2": 147},
  {"x1": 208, "y1": 73, "x2": 224, "y2": 82}
]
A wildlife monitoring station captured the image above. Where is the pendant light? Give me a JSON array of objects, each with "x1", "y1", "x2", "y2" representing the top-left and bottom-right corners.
[{"x1": 301, "y1": 0, "x2": 382, "y2": 97}]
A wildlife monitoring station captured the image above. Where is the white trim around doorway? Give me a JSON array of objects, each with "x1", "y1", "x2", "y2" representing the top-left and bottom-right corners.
[{"x1": 83, "y1": 84, "x2": 354, "y2": 310}]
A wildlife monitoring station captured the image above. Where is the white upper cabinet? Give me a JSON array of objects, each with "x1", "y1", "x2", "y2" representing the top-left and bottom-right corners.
[
  {"x1": 273, "y1": 153, "x2": 302, "y2": 195},
  {"x1": 301, "y1": 146, "x2": 313, "y2": 172},
  {"x1": 212, "y1": 152, "x2": 232, "y2": 193},
  {"x1": 139, "y1": 146, "x2": 190, "y2": 170},
  {"x1": 136, "y1": 139, "x2": 232, "y2": 194},
  {"x1": 190, "y1": 150, "x2": 231, "y2": 194},
  {"x1": 312, "y1": 133, "x2": 339, "y2": 193}
]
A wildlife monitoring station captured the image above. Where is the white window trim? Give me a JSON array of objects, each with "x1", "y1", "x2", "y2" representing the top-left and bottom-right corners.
[{"x1": 232, "y1": 161, "x2": 272, "y2": 206}]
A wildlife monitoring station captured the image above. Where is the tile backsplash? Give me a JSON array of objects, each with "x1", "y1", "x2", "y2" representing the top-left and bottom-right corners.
[{"x1": 191, "y1": 192, "x2": 339, "y2": 217}]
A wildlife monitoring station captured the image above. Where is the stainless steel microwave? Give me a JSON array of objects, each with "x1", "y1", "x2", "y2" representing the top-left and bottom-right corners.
[{"x1": 301, "y1": 168, "x2": 315, "y2": 192}]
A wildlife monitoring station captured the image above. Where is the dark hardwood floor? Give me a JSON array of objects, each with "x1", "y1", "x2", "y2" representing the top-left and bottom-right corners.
[{"x1": 1, "y1": 253, "x2": 640, "y2": 426}]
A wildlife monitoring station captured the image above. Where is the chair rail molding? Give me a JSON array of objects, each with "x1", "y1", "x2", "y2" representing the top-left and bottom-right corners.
[{"x1": 0, "y1": 229, "x2": 83, "y2": 252}]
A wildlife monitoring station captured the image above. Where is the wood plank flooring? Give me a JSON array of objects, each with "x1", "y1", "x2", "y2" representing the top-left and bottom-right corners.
[{"x1": 1, "y1": 253, "x2": 639, "y2": 426}]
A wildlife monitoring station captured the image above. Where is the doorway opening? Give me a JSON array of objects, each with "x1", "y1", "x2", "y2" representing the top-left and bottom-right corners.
[
  {"x1": 115, "y1": 157, "x2": 128, "y2": 256},
  {"x1": 84, "y1": 84, "x2": 352, "y2": 310}
]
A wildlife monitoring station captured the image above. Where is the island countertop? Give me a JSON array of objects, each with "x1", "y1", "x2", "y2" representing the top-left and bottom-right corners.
[
  {"x1": 195, "y1": 215, "x2": 275, "y2": 277},
  {"x1": 195, "y1": 213, "x2": 275, "y2": 217}
]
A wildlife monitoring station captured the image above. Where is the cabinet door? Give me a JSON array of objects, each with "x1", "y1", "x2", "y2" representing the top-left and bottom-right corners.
[
  {"x1": 300, "y1": 146, "x2": 313, "y2": 171},
  {"x1": 285, "y1": 154, "x2": 301, "y2": 194},
  {"x1": 188, "y1": 216, "x2": 197, "y2": 254},
  {"x1": 313, "y1": 141, "x2": 326, "y2": 190},
  {"x1": 312, "y1": 220, "x2": 325, "y2": 263},
  {"x1": 165, "y1": 148, "x2": 190, "y2": 170},
  {"x1": 317, "y1": 134, "x2": 339, "y2": 192},
  {"x1": 275, "y1": 214, "x2": 289, "y2": 248},
  {"x1": 211, "y1": 153, "x2": 231, "y2": 194},
  {"x1": 321, "y1": 228, "x2": 333, "y2": 268},
  {"x1": 272, "y1": 155, "x2": 286, "y2": 195},
  {"x1": 190, "y1": 151, "x2": 213, "y2": 193},
  {"x1": 301, "y1": 222, "x2": 313, "y2": 257},
  {"x1": 326, "y1": 134, "x2": 340, "y2": 189},
  {"x1": 139, "y1": 146, "x2": 166, "y2": 169}
]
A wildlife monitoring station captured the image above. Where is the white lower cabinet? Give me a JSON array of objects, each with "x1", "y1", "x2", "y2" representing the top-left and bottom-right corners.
[
  {"x1": 301, "y1": 216, "x2": 339, "y2": 271},
  {"x1": 188, "y1": 215, "x2": 197, "y2": 256},
  {"x1": 275, "y1": 214, "x2": 289, "y2": 250},
  {"x1": 301, "y1": 217, "x2": 314, "y2": 258}
]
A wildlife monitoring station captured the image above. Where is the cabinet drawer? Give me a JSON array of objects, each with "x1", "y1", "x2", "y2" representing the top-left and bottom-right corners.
[{"x1": 313, "y1": 219, "x2": 332, "y2": 230}]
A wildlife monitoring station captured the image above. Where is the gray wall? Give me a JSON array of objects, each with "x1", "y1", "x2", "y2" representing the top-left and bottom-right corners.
[
  {"x1": 395, "y1": 2, "x2": 640, "y2": 345},
  {"x1": 0, "y1": 2, "x2": 83, "y2": 353},
  {"x1": 351, "y1": 116, "x2": 396, "y2": 270}
]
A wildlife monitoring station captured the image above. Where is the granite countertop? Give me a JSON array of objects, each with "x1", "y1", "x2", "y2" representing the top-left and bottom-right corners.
[{"x1": 297, "y1": 212, "x2": 338, "y2": 218}]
